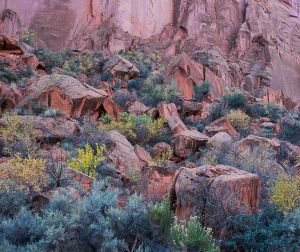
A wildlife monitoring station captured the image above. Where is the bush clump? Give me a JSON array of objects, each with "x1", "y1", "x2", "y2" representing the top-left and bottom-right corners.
[
  {"x1": 0, "y1": 113, "x2": 39, "y2": 158},
  {"x1": 100, "y1": 112, "x2": 166, "y2": 144},
  {"x1": 20, "y1": 29, "x2": 37, "y2": 48},
  {"x1": 279, "y1": 116, "x2": 300, "y2": 145},
  {"x1": 222, "y1": 206, "x2": 300, "y2": 252},
  {"x1": 194, "y1": 80, "x2": 211, "y2": 101},
  {"x1": 223, "y1": 89, "x2": 247, "y2": 109},
  {"x1": 141, "y1": 77, "x2": 178, "y2": 106},
  {"x1": 226, "y1": 109, "x2": 250, "y2": 131},
  {"x1": 272, "y1": 174, "x2": 300, "y2": 213},
  {"x1": 0, "y1": 156, "x2": 48, "y2": 195},
  {"x1": 68, "y1": 143, "x2": 106, "y2": 178},
  {"x1": 171, "y1": 216, "x2": 219, "y2": 252}
]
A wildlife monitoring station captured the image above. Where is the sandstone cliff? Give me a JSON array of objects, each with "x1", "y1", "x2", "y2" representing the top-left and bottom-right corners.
[{"x1": 1, "y1": 0, "x2": 300, "y2": 105}]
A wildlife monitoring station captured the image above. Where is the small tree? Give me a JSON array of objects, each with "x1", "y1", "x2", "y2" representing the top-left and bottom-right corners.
[{"x1": 68, "y1": 143, "x2": 106, "y2": 178}]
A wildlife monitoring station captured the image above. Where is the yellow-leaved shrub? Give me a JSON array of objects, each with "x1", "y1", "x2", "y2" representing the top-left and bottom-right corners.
[
  {"x1": 68, "y1": 143, "x2": 106, "y2": 178},
  {"x1": 0, "y1": 156, "x2": 48, "y2": 193},
  {"x1": 227, "y1": 109, "x2": 250, "y2": 130},
  {"x1": 272, "y1": 174, "x2": 300, "y2": 213}
]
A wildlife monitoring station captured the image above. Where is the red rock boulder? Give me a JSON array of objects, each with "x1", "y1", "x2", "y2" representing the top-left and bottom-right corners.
[
  {"x1": 21, "y1": 74, "x2": 119, "y2": 119},
  {"x1": 170, "y1": 165, "x2": 262, "y2": 225},
  {"x1": 173, "y1": 130, "x2": 209, "y2": 158}
]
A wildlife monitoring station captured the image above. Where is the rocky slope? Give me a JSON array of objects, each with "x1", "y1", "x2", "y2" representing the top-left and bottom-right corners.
[{"x1": 1, "y1": 0, "x2": 300, "y2": 106}]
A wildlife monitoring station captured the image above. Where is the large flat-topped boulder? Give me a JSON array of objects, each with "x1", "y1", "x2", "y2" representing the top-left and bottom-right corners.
[
  {"x1": 171, "y1": 165, "x2": 262, "y2": 224},
  {"x1": 173, "y1": 130, "x2": 209, "y2": 158},
  {"x1": 21, "y1": 74, "x2": 119, "y2": 119}
]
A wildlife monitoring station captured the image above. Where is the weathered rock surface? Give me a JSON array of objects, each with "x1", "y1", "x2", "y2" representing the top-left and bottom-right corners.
[
  {"x1": 25, "y1": 116, "x2": 78, "y2": 141},
  {"x1": 173, "y1": 130, "x2": 209, "y2": 158},
  {"x1": 127, "y1": 101, "x2": 149, "y2": 115},
  {"x1": 2, "y1": 1, "x2": 300, "y2": 105},
  {"x1": 207, "y1": 117, "x2": 239, "y2": 137},
  {"x1": 134, "y1": 145, "x2": 151, "y2": 168},
  {"x1": 144, "y1": 166, "x2": 176, "y2": 200},
  {"x1": 0, "y1": 81, "x2": 24, "y2": 112},
  {"x1": 108, "y1": 130, "x2": 141, "y2": 175},
  {"x1": 158, "y1": 103, "x2": 187, "y2": 134},
  {"x1": 165, "y1": 53, "x2": 226, "y2": 100},
  {"x1": 171, "y1": 165, "x2": 262, "y2": 224},
  {"x1": 208, "y1": 132, "x2": 233, "y2": 149},
  {"x1": 20, "y1": 74, "x2": 119, "y2": 119},
  {"x1": 103, "y1": 55, "x2": 140, "y2": 79}
]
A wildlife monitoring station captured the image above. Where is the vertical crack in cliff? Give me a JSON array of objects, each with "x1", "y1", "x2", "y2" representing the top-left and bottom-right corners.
[{"x1": 90, "y1": 0, "x2": 94, "y2": 18}]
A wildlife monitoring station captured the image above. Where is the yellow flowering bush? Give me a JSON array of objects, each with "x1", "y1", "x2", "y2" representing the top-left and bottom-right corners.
[
  {"x1": 272, "y1": 174, "x2": 300, "y2": 213},
  {"x1": 227, "y1": 109, "x2": 250, "y2": 130},
  {"x1": 68, "y1": 143, "x2": 106, "y2": 178},
  {"x1": 0, "y1": 156, "x2": 48, "y2": 193}
]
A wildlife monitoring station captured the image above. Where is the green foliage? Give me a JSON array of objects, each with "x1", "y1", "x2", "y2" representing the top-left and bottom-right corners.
[
  {"x1": 223, "y1": 89, "x2": 247, "y2": 109},
  {"x1": 154, "y1": 147, "x2": 173, "y2": 167},
  {"x1": 141, "y1": 77, "x2": 178, "y2": 106},
  {"x1": 0, "y1": 113, "x2": 39, "y2": 158},
  {"x1": 226, "y1": 109, "x2": 250, "y2": 131},
  {"x1": 68, "y1": 143, "x2": 106, "y2": 178},
  {"x1": 100, "y1": 112, "x2": 166, "y2": 144},
  {"x1": 194, "y1": 80, "x2": 211, "y2": 101},
  {"x1": 150, "y1": 196, "x2": 172, "y2": 240},
  {"x1": 272, "y1": 174, "x2": 300, "y2": 213},
  {"x1": 279, "y1": 116, "x2": 300, "y2": 145},
  {"x1": 265, "y1": 103, "x2": 285, "y2": 123},
  {"x1": 20, "y1": 29, "x2": 37, "y2": 48},
  {"x1": 222, "y1": 206, "x2": 300, "y2": 252},
  {"x1": 0, "y1": 188, "x2": 27, "y2": 219},
  {"x1": 36, "y1": 49, "x2": 99, "y2": 75},
  {"x1": 0, "y1": 66, "x2": 18, "y2": 84},
  {"x1": 171, "y1": 216, "x2": 219, "y2": 252},
  {"x1": 35, "y1": 49, "x2": 68, "y2": 73}
]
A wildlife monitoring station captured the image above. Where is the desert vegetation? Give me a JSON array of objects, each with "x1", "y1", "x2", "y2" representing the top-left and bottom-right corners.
[{"x1": 0, "y1": 25, "x2": 299, "y2": 252}]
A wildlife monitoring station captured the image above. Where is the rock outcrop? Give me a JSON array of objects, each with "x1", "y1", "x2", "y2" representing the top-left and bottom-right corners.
[
  {"x1": 170, "y1": 165, "x2": 262, "y2": 225},
  {"x1": 173, "y1": 130, "x2": 209, "y2": 158},
  {"x1": 2, "y1": 0, "x2": 300, "y2": 106},
  {"x1": 20, "y1": 74, "x2": 119, "y2": 119},
  {"x1": 108, "y1": 130, "x2": 141, "y2": 175}
]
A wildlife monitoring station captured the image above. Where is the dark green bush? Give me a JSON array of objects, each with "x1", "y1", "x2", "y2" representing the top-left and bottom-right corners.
[
  {"x1": 279, "y1": 116, "x2": 300, "y2": 145},
  {"x1": 194, "y1": 80, "x2": 211, "y2": 101},
  {"x1": 265, "y1": 103, "x2": 285, "y2": 123},
  {"x1": 0, "y1": 67, "x2": 18, "y2": 84},
  {"x1": 35, "y1": 49, "x2": 68, "y2": 73},
  {"x1": 222, "y1": 206, "x2": 300, "y2": 252},
  {"x1": 141, "y1": 77, "x2": 178, "y2": 107},
  {"x1": 223, "y1": 89, "x2": 247, "y2": 109},
  {"x1": 0, "y1": 187, "x2": 28, "y2": 219}
]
